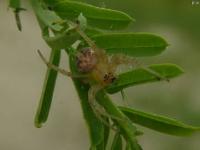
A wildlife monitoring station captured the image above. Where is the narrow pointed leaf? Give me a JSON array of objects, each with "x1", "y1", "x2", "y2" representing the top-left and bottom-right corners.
[
  {"x1": 103, "y1": 120, "x2": 110, "y2": 149},
  {"x1": 96, "y1": 118, "x2": 110, "y2": 150},
  {"x1": 43, "y1": 27, "x2": 101, "y2": 50},
  {"x1": 36, "y1": 9, "x2": 63, "y2": 31},
  {"x1": 106, "y1": 64, "x2": 184, "y2": 94},
  {"x1": 9, "y1": 0, "x2": 20, "y2": 8},
  {"x1": 72, "y1": 80, "x2": 104, "y2": 147},
  {"x1": 125, "y1": 142, "x2": 142, "y2": 150},
  {"x1": 85, "y1": 27, "x2": 102, "y2": 37},
  {"x1": 125, "y1": 142, "x2": 131, "y2": 150},
  {"x1": 92, "y1": 33, "x2": 168, "y2": 57},
  {"x1": 120, "y1": 107, "x2": 200, "y2": 136},
  {"x1": 34, "y1": 49, "x2": 61, "y2": 128},
  {"x1": 31, "y1": 0, "x2": 63, "y2": 31},
  {"x1": 111, "y1": 133, "x2": 123, "y2": 150},
  {"x1": 44, "y1": 0, "x2": 134, "y2": 30}
]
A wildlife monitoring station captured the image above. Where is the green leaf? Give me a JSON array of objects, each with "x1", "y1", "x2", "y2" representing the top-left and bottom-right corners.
[
  {"x1": 44, "y1": 0, "x2": 134, "y2": 30},
  {"x1": 31, "y1": 0, "x2": 63, "y2": 31},
  {"x1": 9, "y1": 0, "x2": 20, "y2": 8},
  {"x1": 85, "y1": 27, "x2": 102, "y2": 37},
  {"x1": 96, "y1": 118, "x2": 110, "y2": 150},
  {"x1": 111, "y1": 132, "x2": 123, "y2": 150},
  {"x1": 103, "y1": 119, "x2": 110, "y2": 149},
  {"x1": 43, "y1": 30, "x2": 79, "y2": 50},
  {"x1": 43, "y1": 27, "x2": 101, "y2": 50},
  {"x1": 73, "y1": 81, "x2": 104, "y2": 148},
  {"x1": 120, "y1": 107, "x2": 200, "y2": 136},
  {"x1": 125, "y1": 142, "x2": 131, "y2": 150},
  {"x1": 36, "y1": 14, "x2": 101, "y2": 50},
  {"x1": 68, "y1": 49, "x2": 104, "y2": 147},
  {"x1": 91, "y1": 33, "x2": 168, "y2": 57},
  {"x1": 35, "y1": 49, "x2": 61, "y2": 128},
  {"x1": 125, "y1": 142, "x2": 143, "y2": 150},
  {"x1": 106, "y1": 64, "x2": 184, "y2": 94},
  {"x1": 37, "y1": 9, "x2": 63, "y2": 31}
]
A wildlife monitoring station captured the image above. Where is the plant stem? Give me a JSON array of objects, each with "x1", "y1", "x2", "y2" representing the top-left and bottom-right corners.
[{"x1": 96, "y1": 90, "x2": 141, "y2": 150}]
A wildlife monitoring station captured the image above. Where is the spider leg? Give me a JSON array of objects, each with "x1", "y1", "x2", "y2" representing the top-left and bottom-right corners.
[
  {"x1": 120, "y1": 90, "x2": 129, "y2": 106},
  {"x1": 67, "y1": 20, "x2": 95, "y2": 48},
  {"x1": 110, "y1": 54, "x2": 138, "y2": 73},
  {"x1": 37, "y1": 50, "x2": 72, "y2": 77},
  {"x1": 38, "y1": 50, "x2": 87, "y2": 79},
  {"x1": 88, "y1": 85, "x2": 123, "y2": 131},
  {"x1": 71, "y1": 21, "x2": 105, "y2": 54},
  {"x1": 110, "y1": 54, "x2": 169, "y2": 82},
  {"x1": 75, "y1": 26, "x2": 96, "y2": 49},
  {"x1": 129, "y1": 57, "x2": 170, "y2": 82},
  {"x1": 142, "y1": 67, "x2": 170, "y2": 82},
  {"x1": 88, "y1": 85, "x2": 111, "y2": 126}
]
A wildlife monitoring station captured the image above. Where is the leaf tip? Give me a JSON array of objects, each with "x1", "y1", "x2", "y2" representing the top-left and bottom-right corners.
[
  {"x1": 128, "y1": 14, "x2": 135, "y2": 22},
  {"x1": 167, "y1": 63, "x2": 185, "y2": 74},
  {"x1": 122, "y1": 12, "x2": 135, "y2": 24},
  {"x1": 34, "y1": 113, "x2": 44, "y2": 128},
  {"x1": 34, "y1": 119, "x2": 43, "y2": 128},
  {"x1": 176, "y1": 65, "x2": 184, "y2": 74}
]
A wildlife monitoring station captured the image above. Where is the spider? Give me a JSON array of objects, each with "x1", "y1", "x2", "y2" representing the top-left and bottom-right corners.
[{"x1": 38, "y1": 21, "x2": 168, "y2": 125}]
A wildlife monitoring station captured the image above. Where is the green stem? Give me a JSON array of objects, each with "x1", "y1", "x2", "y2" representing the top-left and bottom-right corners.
[
  {"x1": 68, "y1": 49, "x2": 105, "y2": 148},
  {"x1": 96, "y1": 90, "x2": 141, "y2": 149}
]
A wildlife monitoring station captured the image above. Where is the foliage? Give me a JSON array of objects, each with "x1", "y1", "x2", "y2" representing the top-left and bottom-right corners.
[{"x1": 8, "y1": 0, "x2": 200, "y2": 149}]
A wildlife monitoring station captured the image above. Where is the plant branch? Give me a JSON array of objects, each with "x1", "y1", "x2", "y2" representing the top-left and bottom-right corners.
[{"x1": 96, "y1": 90, "x2": 141, "y2": 149}]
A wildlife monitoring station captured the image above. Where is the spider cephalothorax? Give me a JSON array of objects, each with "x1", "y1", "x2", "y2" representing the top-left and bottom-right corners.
[
  {"x1": 75, "y1": 46, "x2": 117, "y2": 86},
  {"x1": 76, "y1": 47, "x2": 98, "y2": 73}
]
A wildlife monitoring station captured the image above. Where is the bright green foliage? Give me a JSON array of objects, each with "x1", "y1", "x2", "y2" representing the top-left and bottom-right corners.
[
  {"x1": 120, "y1": 107, "x2": 200, "y2": 136},
  {"x1": 31, "y1": 0, "x2": 63, "y2": 31},
  {"x1": 43, "y1": 0, "x2": 134, "y2": 30},
  {"x1": 9, "y1": 0, "x2": 20, "y2": 8},
  {"x1": 36, "y1": 9, "x2": 63, "y2": 31},
  {"x1": 96, "y1": 117, "x2": 110, "y2": 150},
  {"x1": 35, "y1": 49, "x2": 61, "y2": 128},
  {"x1": 92, "y1": 33, "x2": 168, "y2": 57},
  {"x1": 111, "y1": 133, "x2": 123, "y2": 150},
  {"x1": 106, "y1": 64, "x2": 184, "y2": 93},
  {"x1": 7, "y1": 0, "x2": 200, "y2": 149}
]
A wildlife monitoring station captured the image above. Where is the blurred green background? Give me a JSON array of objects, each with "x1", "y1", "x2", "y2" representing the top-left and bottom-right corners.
[{"x1": 0, "y1": 0, "x2": 200, "y2": 149}]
